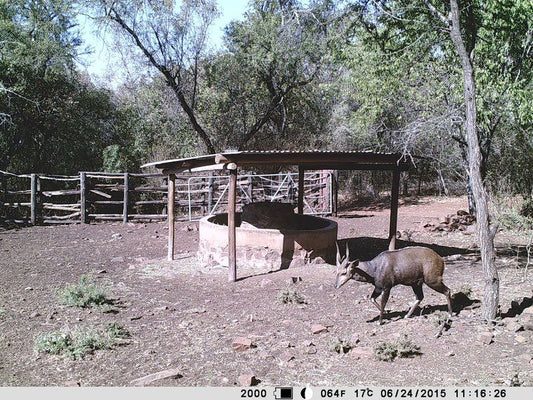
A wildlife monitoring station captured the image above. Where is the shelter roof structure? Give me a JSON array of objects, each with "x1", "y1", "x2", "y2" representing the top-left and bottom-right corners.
[
  {"x1": 142, "y1": 150, "x2": 410, "y2": 173},
  {"x1": 143, "y1": 150, "x2": 411, "y2": 282}
]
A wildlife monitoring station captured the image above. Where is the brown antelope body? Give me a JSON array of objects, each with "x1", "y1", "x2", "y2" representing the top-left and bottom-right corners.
[{"x1": 335, "y1": 245, "x2": 452, "y2": 324}]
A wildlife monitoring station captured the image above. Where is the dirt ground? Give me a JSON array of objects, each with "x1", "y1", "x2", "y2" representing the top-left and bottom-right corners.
[{"x1": 1, "y1": 196, "x2": 532, "y2": 387}]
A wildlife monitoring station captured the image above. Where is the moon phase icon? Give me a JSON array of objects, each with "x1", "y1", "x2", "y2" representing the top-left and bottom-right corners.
[{"x1": 301, "y1": 384, "x2": 313, "y2": 399}]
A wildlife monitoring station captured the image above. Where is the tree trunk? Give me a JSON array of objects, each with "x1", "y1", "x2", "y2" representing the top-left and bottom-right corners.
[{"x1": 448, "y1": 0, "x2": 499, "y2": 322}]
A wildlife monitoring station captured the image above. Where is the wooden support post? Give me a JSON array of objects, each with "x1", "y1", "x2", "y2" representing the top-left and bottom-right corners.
[
  {"x1": 228, "y1": 167, "x2": 237, "y2": 282},
  {"x1": 247, "y1": 174, "x2": 253, "y2": 204},
  {"x1": 123, "y1": 172, "x2": 129, "y2": 223},
  {"x1": 333, "y1": 170, "x2": 339, "y2": 217},
  {"x1": 80, "y1": 172, "x2": 87, "y2": 223},
  {"x1": 1, "y1": 172, "x2": 7, "y2": 204},
  {"x1": 298, "y1": 166, "x2": 305, "y2": 214},
  {"x1": 167, "y1": 174, "x2": 175, "y2": 261},
  {"x1": 30, "y1": 174, "x2": 37, "y2": 225},
  {"x1": 388, "y1": 168, "x2": 401, "y2": 250}
]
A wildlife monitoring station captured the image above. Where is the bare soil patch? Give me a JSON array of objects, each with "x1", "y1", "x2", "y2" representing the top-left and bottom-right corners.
[{"x1": 1, "y1": 196, "x2": 532, "y2": 386}]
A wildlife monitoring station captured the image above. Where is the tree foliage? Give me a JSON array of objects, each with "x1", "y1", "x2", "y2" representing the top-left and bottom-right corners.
[{"x1": 0, "y1": 0, "x2": 114, "y2": 174}]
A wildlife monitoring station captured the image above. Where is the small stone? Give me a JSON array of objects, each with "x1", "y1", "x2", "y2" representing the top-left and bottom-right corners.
[
  {"x1": 522, "y1": 320, "x2": 533, "y2": 331},
  {"x1": 259, "y1": 279, "x2": 272, "y2": 287},
  {"x1": 505, "y1": 321, "x2": 524, "y2": 332},
  {"x1": 232, "y1": 337, "x2": 253, "y2": 352},
  {"x1": 524, "y1": 306, "x2": 533, "y2": 315},
  {"x1": 477, "y1": 331, "x2": 494, "y2": 345},
  {"x1": 311, "y1": 324, "x2": 328, "y2": 334},
  {"x1": 111, "y1": 256, "x2": 125, "y2": 263},
  {"x1": 279, "y1": 350, "x2": 295, "y2": 362},
  {"x1": 111, "y1": 233, "x2": 122, "y2": 240},
  {"x1": 130, "y1": 368, "x2": 182, "y2": 386},
  {"x1": 258, "y1": 351, "x2": 275, "y2": 360},
  {"x1": 446, "y1": 352, "x2": 455, "y2": 357},
  {"x1": 63, "y1": 381, "x2": 80, "y2": 387},
  {"x1": 515, "y1": 334, "x2": 529, "y2": 344},
  {"x1": 279, "y1": 341, "x2": 293, "y2": 348},
  {"x1": 237, "y1": 374, "x2": 258, "y2": 387},
  {"x1": 350, "y1": 333, "x2": 361, "y2": 345},
  {"x1": 289, "y1": 276, "x2": 302, "y2": 284},
  {"x1": 30, "y1": 312, "x2": 41, "y2": 318},
  {"x1": 186, "y1": 307, "x2": 206, "y2": 314},
  {"x1": 97, "y1": 269, "x2": 107, "y2": 274},
  {"x1": 350, "y1": 347, "x2": 372, "y2": 359}
]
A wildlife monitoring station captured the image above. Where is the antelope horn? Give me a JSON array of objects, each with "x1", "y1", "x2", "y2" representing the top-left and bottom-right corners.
[
  {"x1": 345, "y1": 243, "x2": 350, "y2": 261},
  {"x1": 335, "y1": 242, "x2": 342, "y2": 265}
]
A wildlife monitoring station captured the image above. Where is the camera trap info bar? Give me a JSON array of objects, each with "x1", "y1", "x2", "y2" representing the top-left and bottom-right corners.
[{"x1": 274, "y1": 387, "x2": 293, "y2": 399}]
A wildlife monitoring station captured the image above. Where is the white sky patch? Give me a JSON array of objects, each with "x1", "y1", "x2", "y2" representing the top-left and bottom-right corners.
[{"x1": 76, "y1": 0, "x2": 250, "y2": 86}]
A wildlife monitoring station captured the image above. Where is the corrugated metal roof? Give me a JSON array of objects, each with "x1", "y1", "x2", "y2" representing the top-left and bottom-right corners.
[{"x1": 142, "y1": 150, "x2": 410, "y2": 173}]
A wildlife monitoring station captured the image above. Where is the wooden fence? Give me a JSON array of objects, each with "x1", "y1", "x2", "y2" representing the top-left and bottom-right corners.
[{"x1": 0, "y1": 170, "x2": 334, "y2": 225}]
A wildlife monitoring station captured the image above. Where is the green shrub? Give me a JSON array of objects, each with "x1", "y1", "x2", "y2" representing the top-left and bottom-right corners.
[
  {"x1": 374, "y1": 334, "x2": 421, "y2": 361},
  {"x1": 429, "y1": 310, "x2": 450, "y2": 327},
  {"x1": 34, "y1": 323, "x2": 131, "y2": 359},
  {"x1": 104, "y1": 322, "x2": 131, "y2": 340},
  {"x1": 331, "y1": 338, "x2": 353, "y2": 354},
  {"x1": 277, "y1": 289, "x2": 306, "y2": 304},
  {"x1": 459, "y1": 284, "x2": 473, "y2": 298},
  {"x1": 57, "y1": 275, "x2": 110, "y2": 308}
]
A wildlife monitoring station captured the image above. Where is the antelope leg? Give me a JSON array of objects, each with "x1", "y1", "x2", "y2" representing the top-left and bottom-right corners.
[
  {"x1": 379, "y1": 289, "x2": 391, "y2": 325},
  {"x1": 370, "y1": 287, "x2": 383, "y2": 311},
  {"x1": 404, "y1": 299, "x2": 421, "y2": 318}
]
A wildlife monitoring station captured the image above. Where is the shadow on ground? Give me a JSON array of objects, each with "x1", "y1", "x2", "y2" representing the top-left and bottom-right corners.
[{"x1": 337, "y1": 236, "x2": 475, "y2": 261}]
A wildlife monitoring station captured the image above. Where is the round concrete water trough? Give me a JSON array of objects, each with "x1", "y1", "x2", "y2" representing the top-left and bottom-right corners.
[{"x1": 198, "y1": 211, "x2": 338, "y2": 270}]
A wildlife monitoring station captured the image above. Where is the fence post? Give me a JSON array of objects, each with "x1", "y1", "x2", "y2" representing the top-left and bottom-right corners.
[
  {"x1": 30, "y1": 174, "x2": 38, "y2": 225},
  {"x1": 80, "y1": 172, "x2": 87, "y2": 223},
  {"x1": 123, "y1": 172, "x2": 129, "y2": 223}
]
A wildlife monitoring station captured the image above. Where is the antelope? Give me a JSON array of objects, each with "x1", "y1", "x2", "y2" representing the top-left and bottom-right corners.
[{"x1": 335, "y1": 244, "x2": 453, "y2": 324}]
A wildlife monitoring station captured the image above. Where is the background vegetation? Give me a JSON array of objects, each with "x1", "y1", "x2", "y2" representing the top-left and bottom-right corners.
[{"x1": 1, "y1": 0, "x2": 532, "y2": 210}]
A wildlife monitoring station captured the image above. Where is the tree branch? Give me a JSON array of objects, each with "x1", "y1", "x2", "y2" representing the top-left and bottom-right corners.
[{"x1": 423, "y1": 0, "x2": 450, "y2": 28}]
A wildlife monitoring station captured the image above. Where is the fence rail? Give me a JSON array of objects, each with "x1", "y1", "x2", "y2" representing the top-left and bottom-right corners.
[{"x1": 0, "y1": 169, "x2": 334, "y2": 225}]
